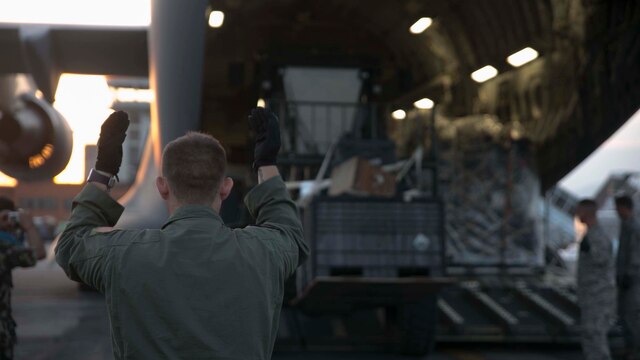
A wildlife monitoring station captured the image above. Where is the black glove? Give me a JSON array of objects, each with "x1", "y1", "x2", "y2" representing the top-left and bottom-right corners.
[
  {"x1": 617, "y1": 274, "x2": 631, "y2": 290},
  {"x1": 248, "y1": 107, "x2": 281, "y2": 171},
  {"x1": 95, "y1": 111, "x2": 130, "y2": 176}
]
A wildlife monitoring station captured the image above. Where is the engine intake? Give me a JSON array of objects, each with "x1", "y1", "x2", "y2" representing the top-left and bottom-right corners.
[{"x1": 0, "y1": 93, "x2": 72, "y2": 182}]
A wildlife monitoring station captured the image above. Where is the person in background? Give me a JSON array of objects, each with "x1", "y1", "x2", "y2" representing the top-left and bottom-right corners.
[
  {"x1": 615, "y1": 195, "x2": 640, "y2": 360},
  {"x1": 575, "y1": 199, "x2": 615, "y2": 360},
  {"x1": 56, "y1": 109, "x2": 308, "y2": 359},
  {"x1": 0, "y1": 197, "x2": 46, "y2": 359}
]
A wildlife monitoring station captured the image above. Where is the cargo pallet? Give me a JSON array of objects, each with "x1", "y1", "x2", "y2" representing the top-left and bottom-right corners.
[{"x1": 291, "y1": 195, "x2": 451, "y2": 355}]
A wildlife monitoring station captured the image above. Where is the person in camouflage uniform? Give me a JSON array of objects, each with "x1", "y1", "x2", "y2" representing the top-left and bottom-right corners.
[
  {"x1": 615, "y1": 195, "x2": 640, "y2": 360},
  {"x1": 0, "y1": 197, "x2": 46, "y2": 360},
  {"x1": 575, "y1": 199, "x2": 616, "y2": 360},
  {"x1": 0, "y1": 243, "x2": 36, "y2": 359}
]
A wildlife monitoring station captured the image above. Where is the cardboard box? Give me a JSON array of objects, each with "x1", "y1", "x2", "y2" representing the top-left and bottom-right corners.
[{"x1": 329, "y1": 157, "x2": 396, "y2": 197}]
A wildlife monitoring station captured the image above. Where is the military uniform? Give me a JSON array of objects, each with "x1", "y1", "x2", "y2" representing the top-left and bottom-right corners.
[
  {"x1": 56, "y1": 177, "x2": 308, "y2": 360},
  {"x1": 617, "y1": 218, "x2": 640, "y2": 358},
  {"x1": 0, "y1": 243, "x2": 36, "y2": 360},
  {"x1": 577, "y1": 223, "x2": 616, "y2": 360}
]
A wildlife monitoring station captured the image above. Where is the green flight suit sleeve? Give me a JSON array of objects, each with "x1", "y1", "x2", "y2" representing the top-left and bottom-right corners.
[
  {"x1": 55, "y1": 183, "x2": 125, "y2": 291},
  {"x1": 243, "y1": 176, "x2": 308, "y2": 277}
]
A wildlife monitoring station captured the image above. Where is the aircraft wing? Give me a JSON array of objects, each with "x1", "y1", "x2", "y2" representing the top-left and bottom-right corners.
[{"x1": 0, "y1": 25, "x2": 148, "y2": 101}]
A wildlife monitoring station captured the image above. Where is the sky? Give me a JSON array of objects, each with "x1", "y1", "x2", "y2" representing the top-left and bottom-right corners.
[
  {"x1": 0, "y1": 0, "x2": 150, "y2": 27},
  {"x1": 559, "y1": 108, "x2": 640, "y2": 197}
]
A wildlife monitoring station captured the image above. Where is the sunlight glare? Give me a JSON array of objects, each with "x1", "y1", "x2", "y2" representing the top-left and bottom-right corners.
[
  {"x1": 112, "y1": 88, "x2": 154, "y2": 103},
  {"x1": 0, "y1": 0, "x2": 150, "y2": 27},
  {"x1": 0, "y1": 172, "x2": 17, "y2": 187},
  {"x1": 53, "y1": 74, "x2": 114, "y2": 184}
]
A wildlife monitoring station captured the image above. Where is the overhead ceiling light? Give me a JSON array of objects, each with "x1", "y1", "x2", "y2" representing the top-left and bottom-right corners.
[
  {"x1": 471, "y1": 65, "x2": 498, "y2": 83},
  {"x1": 208, "y1": 10, "x2": 224, "y2": 28},
  {"x1": 391, "y1": 109, "x2": 406, "y2": 120},
  {"x1": 413, "y1": 98, "x2": 434, "y2": 110},
  {"x1": 409, "y1": 17, "x2": 432, "y2": 34},
  {"x1": 256, "y1": 98, "x2": 266, "y2": 108},
  {"x1": 506, "y1": 47, "x2": 539, "y2": 67}
]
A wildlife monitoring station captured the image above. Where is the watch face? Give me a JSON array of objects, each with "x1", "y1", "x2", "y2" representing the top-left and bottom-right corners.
[{"x1": 108, "y1": 177, "x2": 117, "y2": 188}]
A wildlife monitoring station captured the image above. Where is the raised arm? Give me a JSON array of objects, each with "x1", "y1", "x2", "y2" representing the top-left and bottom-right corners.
[
  {"x1": 55, "y1": 111, "x2": 129, "y2": 290},
  {"x1": 243, "y1": 108, "x2": 309, "y2": 276}
]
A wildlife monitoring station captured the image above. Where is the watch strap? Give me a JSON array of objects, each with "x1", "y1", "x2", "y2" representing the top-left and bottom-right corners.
[{"x1": 87, "y1": 168, "x2": 117, "y2": 189}]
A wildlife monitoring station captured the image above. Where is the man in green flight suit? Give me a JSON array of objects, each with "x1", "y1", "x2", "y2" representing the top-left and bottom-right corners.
[{"x1": 55, "y1": 108, "x2": 308, "y2": 359}]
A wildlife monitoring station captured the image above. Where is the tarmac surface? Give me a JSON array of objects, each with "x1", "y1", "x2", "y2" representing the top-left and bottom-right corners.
[{"x1": 11, "y1": 255, "x2": 587, "y2": 360}]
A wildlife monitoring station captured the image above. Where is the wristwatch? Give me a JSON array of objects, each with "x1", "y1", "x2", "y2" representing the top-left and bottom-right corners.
[{"x1": 87, "y1": 168, "x2": 117, "y2": 190}]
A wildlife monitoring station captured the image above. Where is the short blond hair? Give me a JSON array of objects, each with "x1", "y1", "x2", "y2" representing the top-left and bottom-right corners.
[{"x1": 161, "y1": 132, "x2": 227, "y2": 204}]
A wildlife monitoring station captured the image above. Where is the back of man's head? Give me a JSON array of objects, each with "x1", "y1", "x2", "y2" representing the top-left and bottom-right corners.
[
  {"x1": 0, "y1": 196, "x2": 15, "y2": 212},
  {"x1": 161, "y1": 132, "x2": 227, "y2": 205}
]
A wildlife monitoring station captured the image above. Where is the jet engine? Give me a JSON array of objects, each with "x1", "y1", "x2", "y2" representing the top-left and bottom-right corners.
[{"x1": 0, "y1": 93, "x2": 72, "y2": 182}]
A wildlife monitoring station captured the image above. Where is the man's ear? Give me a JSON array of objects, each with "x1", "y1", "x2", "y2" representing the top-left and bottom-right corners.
[
  {"x1": 156, "y1": 176, "x2": 170, "y2": 201},
  {"x1": 219, "y1": 177, "x2": 234, "y2": 202}
]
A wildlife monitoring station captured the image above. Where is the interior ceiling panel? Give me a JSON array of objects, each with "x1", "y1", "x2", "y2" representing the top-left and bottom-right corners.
[
  {"x1": 205, "y1": 0, "x2": 552, "y2": 98},
  {"x1": 202, "y1": 0, "x2": 638, "y2": 191}
]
